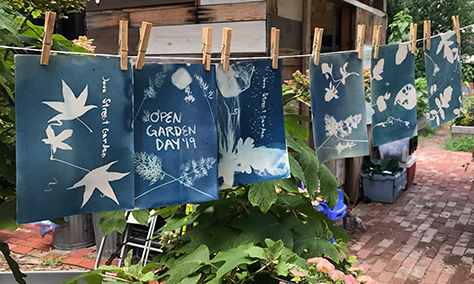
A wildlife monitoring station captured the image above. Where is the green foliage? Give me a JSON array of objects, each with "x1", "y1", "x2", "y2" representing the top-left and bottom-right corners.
[
  {"x1": 415, "y1": 78, "x2": 429, "y2": 119},
  {"x1": 282, "y1": 70, "x2": 311, "y2": 104},
  {"x1": 387, "y1": 9, "x2": 413, "y2": 44},
  {"x1": 462, "y1": 63, "x2": 474, "y2": 83},
  {"x1": 96, "y1": 210, "x2": 128, "y2": 237},
  {"x1": 445, "y1": 136, "x2": 474, "y2": 152},
  {"x1": 41, "y1": 249, "x2": 67, "y2": 266},
  {"x1": 6, "y1": 0, "x2": 86, "y2": 18},
  {"x1": 453, "y1": 98, "x2": 474, "y2": 126}
]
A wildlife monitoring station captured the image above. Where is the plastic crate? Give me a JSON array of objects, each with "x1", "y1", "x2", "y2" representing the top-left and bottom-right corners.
[
  {"x1": 399, "y1": 155, "x2": 416, "y2": 189},
  {"x1": 361, "y1": 168, "x2": 407, "y2": 203},
  {"x1": 379, "y1": 138, "x2": 412, "y2": 163}
]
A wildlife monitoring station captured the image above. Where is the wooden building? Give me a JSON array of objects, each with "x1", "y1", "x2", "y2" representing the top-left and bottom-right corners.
[{"x1": 85, "y1": 0, "x2": 387, "y2": 201}]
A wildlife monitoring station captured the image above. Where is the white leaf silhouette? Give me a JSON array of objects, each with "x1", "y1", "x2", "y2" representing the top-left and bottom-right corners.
[
  {"x1": 430, "y1": 84, "x2": 437, "y2": 95},
  {"x1": 437, "y1": 33, "x2": 455, "y2": 64},
  {"x1": 339, "y1": 62, "x2": 359, "y2": 85},
  {"x1": 68, "y1": 161, "x2": 130, "y2": 208},
  {"x1": 372, "y1": 59, "x2": 384, "y2": 81},
  {"x1": 376, "y1": 92, "x2": 391, "y2": 112},
  {"x1": 394, "y1": 84, "x2": 416, "y2": 110},
  {"x1": 42, "y1": 125, "x2": 73, "y2": 154},
  {"x1": 42, "y1": 80, "x2": 97, "y2": 132},
  {"x1": 440, "y1": 108, "x2": 445, "y2": 120},
  {"x1": 440, "y1": 86, "x2": 453, "y2": 108},
  {"x1": 321, "y1": 63, "x2": 332, "y2": 80},
  {"x1": 454, "y1": 96, "x2": 463, "y2": 116},
  {"x1": 436, "y1": 115, "x2": 440, "y2": 126},
  {"x1": 324, "y1": 81, "x2": 339, "y2": 102},
  {"x1": 395, "y1": 43, "x2": 409, "y2": 65},
  {"x1": 435, "y1": 97, "x2": 441, "y2": 108}
]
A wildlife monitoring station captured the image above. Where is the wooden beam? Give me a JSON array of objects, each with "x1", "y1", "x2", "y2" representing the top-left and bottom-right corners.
[
  {"x1": 87, "y1": 26, "x2": 140, "y2": 56},
  {"x1": 267, "y1": 0, "x2": 277, "y2": 15},
  {"x1": 341, "y1": 6, "x2": 352, "y2": 50},
  {"x1": 326, "y1": 0, "x2": 385, "y2": 18},
  {"x1": 87, "y1": 2, "x2": 267, "y2": 29},
  {"x1": 301, "y1": 0, "x2": 311, "y2": 73},
  {"x1": 86, "y1": 0, "x2": 194, "y2": 11}
]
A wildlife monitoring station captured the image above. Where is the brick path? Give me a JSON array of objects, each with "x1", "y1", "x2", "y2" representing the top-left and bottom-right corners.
[{"x1": 348, "y1": 149, "x2": 474, "y2": 283}]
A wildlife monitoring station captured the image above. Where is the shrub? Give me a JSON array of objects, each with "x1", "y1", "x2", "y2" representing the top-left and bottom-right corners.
[{"x1": 445, "y1": 136, "x2": 474, "y2": 152}]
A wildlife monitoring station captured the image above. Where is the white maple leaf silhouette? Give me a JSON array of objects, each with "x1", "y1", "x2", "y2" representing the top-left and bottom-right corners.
[
  {"x1": 42, "y1": 125, "x2": 73, "y2": 154},
  {"x1": 372, "y1": 59, "x2": 384, "y2": 81},
  {"x1": 395, "y1": 43, "x2": 410, "y2": 65},
  {"x1": 68, "y1": 161, "x2": 130, "y2": 208},
  {"x1": 42, "y1": 80, "x2": 97, "y2": 132}
]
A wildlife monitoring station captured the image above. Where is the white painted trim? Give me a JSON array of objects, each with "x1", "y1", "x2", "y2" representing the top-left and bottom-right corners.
[{"x1": 343, "y1": 0, "x2": 385, "y2": 18}]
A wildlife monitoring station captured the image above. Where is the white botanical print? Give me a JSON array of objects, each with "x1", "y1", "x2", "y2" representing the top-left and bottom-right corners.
[
  {"x1": 42, "y1": 80, "x2": 129, "y2": 208},
  {"x1": 430, "y1": 86, "x2": 453, "y2": 126},
  {"x1": 372, "y1": 59, "x2": 384, "y2": 81},
  {"x1": 171, "y1": 67, "x2": 195, "y2": 103},
  {"x1": 321, "y1": 62, "x2": 359, "y2": 102},
  {"x1": 394, "y1": 84, "x2": 416, "y2": 110},
  {"x1": 454, "y1": 96, "x2": 463, "y2": 116},
  {"x1": 318, "y1": 114, "x2": 366, "y2": 154},
  {"x1": 425, "y1": 54, "x2": 440, "y2": 76},
  {"x1": 133, "y1": 71, "x2": 165, "y2": 124},
  {"x1": 437, "y1": 32, "x2": 461, "y2": 64},
  {"x1": 376, "y1": 92, "x2": 391, "y2": 112},
  {"x1": 395, "y1": 43, "x2": 411, "y2": 65},
  {"x1": 373, "y1": 116, "x2": 410, "y2": 129},
  {"x1": 134, "y1": 152, "x2": 216, "y2": 199}
]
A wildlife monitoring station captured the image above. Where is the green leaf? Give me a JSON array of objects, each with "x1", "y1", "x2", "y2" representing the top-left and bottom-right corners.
[
  {"x1": 138, "y1": 271, "x2": 157, "y2": 282},
  {"x1": 284, "y1": 115, "x2": 311, "y2": 140},
  {"x1": 248, "y1": 181, "x2": 277, "y2": 213},
  {"x1": 49, "y1": 217, "x2": 66, "y2": 226},
  {"x1": 0, "y1": 242, "x2": 26, "y2": 284},
  {"x1": 207, "y1": 243, "x2": 258, "y2": 282},
  {"x1": 124, "y1": 250, "x2": 133, "y2": 267},
  {"x1": 347, "y1": 255, "x2": 358, "y2": 264},
  {"x1": 294, "y1": 138, "x2": 319, "y2": 196},
  {"x1": 264, "y1": 239, "x2": 285, "y2": 262},
  {"x1": 287, "y1": 154, "x2": 305, "y2": 184},
  {"x1": 274, "y1": 178, "x2": 299, "y2": 193},
  {"x1": 96, "y1": 210, "x2": 127, "y2": 237},
  {"x1": 151, "y1": 205, "x2": 180, "y2": 218},
  {"x1": 0, "y1": 3, "x2": 20, "y2": 36},
  {"x1": 0, "y1": 199, "x2": 18, "y2": 231},
  {"x1": 161, "y1": 245, "x2": 209, "y2": 284},
  {"x1": 228, "y1": 208, "x2": 294, "y2": 250},
  {"x1": 244, "y1": 245, "x2": 266, "y2": 260},
  {"x1": 318, "y1": 164, "x2": 339, "y2": 209},
  {"x1": 83, "y1": 273, "x2": 103, "y2": 284},
  {"x1": 176, "y1": 273, "x2": 201, "y2": 284},
  {"x1": 131, "y1": 209, "x2": 150, "y2": 226}
]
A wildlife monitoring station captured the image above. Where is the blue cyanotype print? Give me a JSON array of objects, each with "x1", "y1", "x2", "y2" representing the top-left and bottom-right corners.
[
  {"x1": 15, "y1": 55, "x2": 134, "y2": 223},
  {"x1": 425, "y1": 31, "x2": 463, "y2": 128},
  {"x1": 371, "y1": 43, "x2": 417, "y2": 146},
  {"x1": 310, "y1": 51, "x2": 369, "y2": 164},
  {"x1": 134, "y1": 63, "x2": 219, "y2": 208},
  {"x1": 216, "y1": 60, "x2": 290, "y2": 189}
]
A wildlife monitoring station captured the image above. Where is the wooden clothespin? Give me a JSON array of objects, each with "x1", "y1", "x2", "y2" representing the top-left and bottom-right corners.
[
  {"x1": 135, "y1": 21, "x2": 152, "y2": 70},
  {"x1": 357, "y1": 25, "x2": 365, "y2": 60},
  {"x1": 221, "y1": 28, "x2": 232, "y2": 71},
  {"x1": 202, "y1": 27, "x2": 212, "y2": 71},
  {"x1": 372, "y1": 25, "x2": 382, "y2": 59},
  {"x1": 312, "y1": 27, "x2": 324, "y2": 65},
  {"x1": 40, "y1": 11, "x2": 56, "y2": 65},
  {"x1": 452, "y1": 15, "x2": 461, "y2": 45},
  {"x1": 410, "y1": 23, "x2": 417, "y2": 54},
  {"x1": 424, "y1": 20, "x2": 431, "y2": 51},
  {"x1": 270, "y1": 27, "x2": 280, "y2": 69},
  {"x1": 118, "y1": 20, "x2": 128, "y2": 71}
]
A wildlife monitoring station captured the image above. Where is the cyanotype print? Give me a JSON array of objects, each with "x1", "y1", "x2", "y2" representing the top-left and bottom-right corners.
[{"x1": 15, "y1": 55, "x2": 134, "y2": 223}]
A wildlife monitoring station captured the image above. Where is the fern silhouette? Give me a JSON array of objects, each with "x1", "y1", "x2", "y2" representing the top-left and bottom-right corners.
[
  {"x1": 135, "y1": 152, "x2": 165, "y2": 186},
  {"x1": 179, "y1": 157, "x2": 216, "y2": 187}
]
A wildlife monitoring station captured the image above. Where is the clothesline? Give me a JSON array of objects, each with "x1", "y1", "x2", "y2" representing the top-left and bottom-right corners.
[{"x1": 0, "y1": 24, "x2": 472, "y2": 62}]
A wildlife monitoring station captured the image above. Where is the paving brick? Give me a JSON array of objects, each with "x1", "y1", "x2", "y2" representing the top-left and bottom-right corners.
[
  {"x1": 377, "y1": 271, "x2": 395, "y2": 283},
  {"x1": 78, "y1": 259, "x2": 96, "y2": 270},
  {"x1": 370, "y1": 261, "x2": 388, "y2": 273},
  {"x1": 10, "y1": 246, "x2": 33, "y2": 254},
  {"x1": 62, "y1": 256, "x2": 84, "y2": 266}
]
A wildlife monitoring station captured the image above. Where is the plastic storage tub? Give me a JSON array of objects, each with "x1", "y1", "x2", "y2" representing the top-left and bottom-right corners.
[
  {"x1": 399, "y1": 155, "x2": 416, "y2": 189},
  {"x1": 361, "y1": 168, "x2": 407, "y2": 203},
  {"x1": 379, "y1": 137, "x2": 412, "y2": 163}
]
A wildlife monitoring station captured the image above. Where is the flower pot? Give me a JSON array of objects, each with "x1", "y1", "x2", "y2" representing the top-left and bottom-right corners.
[
  {"x1": 451, "y1": 124, "x2": 474, "y2": 138},
  {"x1": 52, "y1": 214, "x2": 95, "y2": 250}
]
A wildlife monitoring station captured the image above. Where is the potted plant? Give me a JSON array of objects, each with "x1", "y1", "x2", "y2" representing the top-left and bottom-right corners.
[{"x1": 451, "y1": 98, "x2": 474, "y2": 138}]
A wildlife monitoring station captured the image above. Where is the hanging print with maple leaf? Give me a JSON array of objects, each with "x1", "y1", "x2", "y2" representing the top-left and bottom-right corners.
[
  {"x1": 15, "y1": 55, "x2": 134, "y2": 223},
  {"x1": 424, "y1": 31, "x2": 462, "y2": 128}
]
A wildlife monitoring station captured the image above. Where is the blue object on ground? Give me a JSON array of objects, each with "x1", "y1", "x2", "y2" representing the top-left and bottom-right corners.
[{"x1": 301, "y1": 182, "x2": 348, "y2": 243}]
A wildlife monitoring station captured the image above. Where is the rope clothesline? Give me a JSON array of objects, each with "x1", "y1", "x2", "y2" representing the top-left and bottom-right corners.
[{"x1": 1, "y1": 23, "x2": 473, "y2": 63}]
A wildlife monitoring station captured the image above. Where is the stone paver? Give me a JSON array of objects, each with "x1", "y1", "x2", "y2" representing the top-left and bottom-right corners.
[{"x1": 347, "y1": 149, "x2": 474, "y2": 284}]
